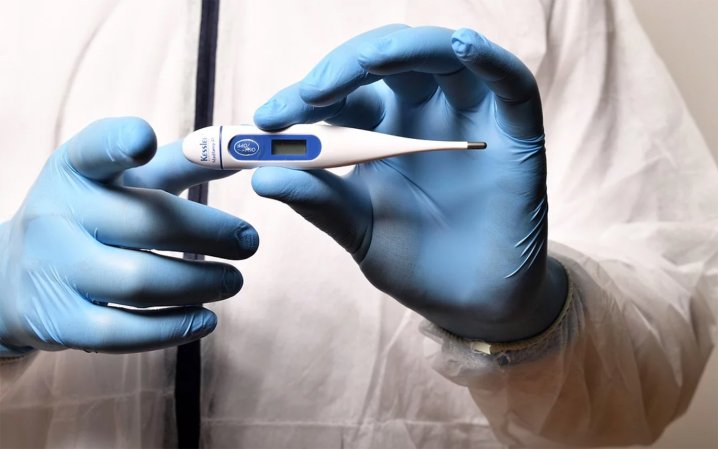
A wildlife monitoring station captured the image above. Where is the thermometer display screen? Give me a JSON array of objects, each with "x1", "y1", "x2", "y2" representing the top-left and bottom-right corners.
[{"x1": 271, "y1": 139, "x2": 307, "y2": 155}]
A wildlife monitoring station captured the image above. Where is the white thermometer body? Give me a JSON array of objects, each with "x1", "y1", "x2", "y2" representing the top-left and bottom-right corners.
[{"x1": 182, "y1": 124, "x2": 486, "y2": 170}]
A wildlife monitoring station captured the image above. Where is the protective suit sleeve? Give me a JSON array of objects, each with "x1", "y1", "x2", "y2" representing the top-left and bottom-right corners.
[
  {"x1": 0, "y1": 352, "x2": 38, "y2": 393},
  {"x1": 422, "y1": 237, "x2": 716, "y2": 447}
]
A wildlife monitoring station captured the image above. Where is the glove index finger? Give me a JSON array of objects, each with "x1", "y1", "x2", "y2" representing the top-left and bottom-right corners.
[
  {"x1": 298, "y1": 24, "x2": 407, "y2": 107},
  {"x1": 357, "y1": 26, "x2": 462, "y2": 75},
  {"x1": 64, "y1": 117, "x2": 157, "y2": 182},
  {"x1": 254, "y1": 83, "x2": 386, "y2": 133}
]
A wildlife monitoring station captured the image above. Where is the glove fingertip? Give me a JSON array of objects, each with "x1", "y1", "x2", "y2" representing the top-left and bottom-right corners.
[
  {"x1": 251, "y1": 166, "x2": 295, "y2": 199},
  {"x1": 298, "y1": 82, "x2": 334, "y2": 107},
  {"x1": 65, "y1": 117, "x2": 158, "y2": 181},
  {"x1": 189, "y1": 309, "x2": 218, "y2": 338},
  {"x1": 451, "y1": 28, "x2": 490, "y2": 60},
  {"x1": 254, "y1": 99, "x2": 292, "y2": 131},
  {"x1": 357, "y1": 35, "x2": 400, "y2": 70},
  {"x1": 252, "y1": 167, "x2": 327, "y2": 205},
  {"x1": 116, "y1": 116, "x2": 158, "y2": 166}
]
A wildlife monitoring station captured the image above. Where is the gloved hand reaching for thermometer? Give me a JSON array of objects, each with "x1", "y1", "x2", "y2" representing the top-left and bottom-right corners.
[
  {"x1": 252, "y1": 25, "x2": 567, "y2": 341},
  {"x1": 0, "y1": 118, "x2": 258, "y2": 356}
]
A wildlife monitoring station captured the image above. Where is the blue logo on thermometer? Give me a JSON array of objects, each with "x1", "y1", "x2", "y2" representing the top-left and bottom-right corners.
[{"x1": 231, "y1": 139, "x2": 260, "y2": 158}]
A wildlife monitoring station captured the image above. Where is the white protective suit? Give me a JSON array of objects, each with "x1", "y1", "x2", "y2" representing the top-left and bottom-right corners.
[{"x1": 1, "y1": 0, "x2": 716, "y2": 448}]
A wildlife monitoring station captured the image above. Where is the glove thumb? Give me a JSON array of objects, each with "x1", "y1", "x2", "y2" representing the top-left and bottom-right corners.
[
  {"x1": 64, "y1": 117, "x2": 157, "y2": 182},
  {"x1": 251, "y1": 167, "x2": 372, "y2": 259}
]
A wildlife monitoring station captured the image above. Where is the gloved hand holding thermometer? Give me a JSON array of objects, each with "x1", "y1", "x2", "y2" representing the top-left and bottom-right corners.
[
  {"x1": 0, "y1": 117, "x2": 258, "y2": 356},
  {"x1": 248, "y1": 25, "x2": 568, "y2": 342}
]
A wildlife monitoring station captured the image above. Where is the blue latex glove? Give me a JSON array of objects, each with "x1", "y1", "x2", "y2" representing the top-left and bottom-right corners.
[
  {"x1": 252, "y1": 25, "x2": 567, "y2": 341},
  {"x1": 0, "y1": 117, "x2": 258, "y2": 356}
]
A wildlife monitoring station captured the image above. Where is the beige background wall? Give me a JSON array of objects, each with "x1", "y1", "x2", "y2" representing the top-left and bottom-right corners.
[
  {"x1": 631, "y1": 0, "x2": 717, "y2": 162},
  {"x1": 622, "y1": 1, "x2": 717, "y2": 448}
]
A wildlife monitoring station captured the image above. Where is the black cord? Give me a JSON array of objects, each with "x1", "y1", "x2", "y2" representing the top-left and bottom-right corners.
[{"x1": 176, "y1": 1, "x2": 220, "y2": 447}]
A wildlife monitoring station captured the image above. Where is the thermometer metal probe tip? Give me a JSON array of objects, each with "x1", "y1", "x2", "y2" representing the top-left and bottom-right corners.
[{"x1": 467, "y1": 142, "x2": 487, "y2": 150}]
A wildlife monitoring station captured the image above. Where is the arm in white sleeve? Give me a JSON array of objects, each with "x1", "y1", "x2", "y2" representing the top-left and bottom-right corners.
[
  {"x1": 422, "y1": 0, "x2": 717, "y2": 445},
  {"x1": 423, "y1": 238, "x2": 716, "y2": 447}
]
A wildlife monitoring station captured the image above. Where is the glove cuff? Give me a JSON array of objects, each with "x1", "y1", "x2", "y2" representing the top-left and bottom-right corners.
[{"x1": 420, "y1": 257, "x2": 575, "y2": 365}]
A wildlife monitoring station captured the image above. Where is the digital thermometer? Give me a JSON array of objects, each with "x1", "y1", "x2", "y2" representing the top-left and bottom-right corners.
[{"x1": 182, "y1": 124, "x2": 486, "y2": 169}]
